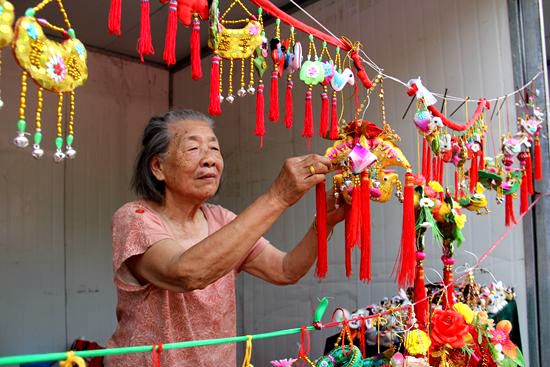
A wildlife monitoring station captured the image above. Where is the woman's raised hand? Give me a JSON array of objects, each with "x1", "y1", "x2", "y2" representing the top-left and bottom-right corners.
[{"x1": 268, "y1": 154, "x2": 333, "y2": 208}]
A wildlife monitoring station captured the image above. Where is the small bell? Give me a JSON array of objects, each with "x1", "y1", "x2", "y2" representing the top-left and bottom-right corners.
[
  {"x1": 247, "y1": 85, "x2": 256, "y2": 95},
  {"x1": 53, "y1": 149, "x2": 66, "y2": 163},
  {"x1": 0, "y1": 99, "x2": 4, "y2": 110},
  {"x1": 65, "y1": 146, "x2": 77, "y2": 159},
  {"x1": 31, "y1": 144, "x2": 44, "y2": 159},
  {"x1": 225, "y1": 94, "x2": 235, "y2": 104},
  {"x1": 13, "y1": 133, "x2": 29, "y2": 148},
  {"x1": 219, "y1": 95, "x2": 225, "y2": 103},
  {"x1": 237, "y1": 88, "x2": 247, "y2": 97},
  {"x1": 372, "y1": 180, "x2": 381, "y2": 189}
]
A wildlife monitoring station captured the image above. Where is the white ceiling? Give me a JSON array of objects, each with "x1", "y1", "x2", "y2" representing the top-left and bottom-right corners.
[{"x1": 13, "y1": 0, "x2": 305, "y2": 68}]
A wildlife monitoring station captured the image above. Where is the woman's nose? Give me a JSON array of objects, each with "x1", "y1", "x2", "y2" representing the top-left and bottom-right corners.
[{"x1": 201, "y1": 151, "x2": 217, "y2": 167}]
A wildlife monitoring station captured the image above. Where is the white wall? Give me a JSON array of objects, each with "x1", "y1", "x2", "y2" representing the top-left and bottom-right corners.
[
  {"x1": 173, "y1": 0, "x2": 528, "y2": 365},
  {"x1": 0, "y1": 51, "x2": 168, "y2": 357}
]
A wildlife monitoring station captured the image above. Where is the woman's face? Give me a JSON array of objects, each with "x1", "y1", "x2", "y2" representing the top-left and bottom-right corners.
[{"x1": 154, "y1": 119, "x2": 224, "y2": 202}]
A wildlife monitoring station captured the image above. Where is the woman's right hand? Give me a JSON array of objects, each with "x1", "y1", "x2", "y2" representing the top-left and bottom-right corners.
[{"x1": 268, "y1": 154, "x2": 333, "y2": 208}]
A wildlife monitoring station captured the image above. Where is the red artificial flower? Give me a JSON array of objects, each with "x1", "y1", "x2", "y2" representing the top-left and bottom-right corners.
[
  {"x1": 490, "y1": 320, "x2": 517, "y2": 360},
  {"x1": 431, "y1": 309, "x2": 469, "y2": 348}
]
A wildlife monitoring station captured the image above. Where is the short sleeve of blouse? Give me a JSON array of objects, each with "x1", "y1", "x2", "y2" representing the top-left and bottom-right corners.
[{"x1": 111, "y1": 202, "x2": 172, "y2": 291}]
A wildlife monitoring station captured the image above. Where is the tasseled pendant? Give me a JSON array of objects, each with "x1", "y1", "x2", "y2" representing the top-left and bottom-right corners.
[
  {"x1": 454, "y1": 170, "x2": 459, "y2": 200},
  {"x1": 190, "y1": 17, "x2": 202, "y2": 80},
  {"x1": 108, "y1": 0, "x2": 122, "y2": 36},
  {"x1": 526, "y1": 152, "x2": 534, "y2": 195},
  {"x1": 269, "y1": 71, "x2": 279, "y2": 122},
  {"x1": 442, "y1": 255, "x2": 455, "y2": 309},
  {"x1": 284, "y1": 77, "x2": 293, "y2": 128},
  {"x1": 422, "y1": 139, "x2": 428, "y2": 180},
  {"x1": 520, "y1": 172, "x2": 529, "y2": 215},
  {"x1": 329, "y1": 92, "x2": 339, "y2": 140},
  {"x1": 479, "y1": 140, "x2": 485, "y2": 169},
  {"x1": 535, "y1": 138, "x2": 543, "y2": 180},
  {"x1": 315, "y1": 180, "x2": 328, "y2": 279},
  {"x1": 208, "y1": 55, "x2": 222, "y2": 116},
  {"x1": 255, "y1": 81, "x2": 265, "y2": 147},
  {"x1": 359, "y1": 174, "x2": 371, "y2": 282},
  {"x1": 432, "y1": 156, "x2": 438, "y2": 182},
  {"x1": 505, "y1": 193, "x2": 517, "y2": 227},
  {"x1": 414, "y1": 251, "x2": 428, "y2": 330},
  {"x1": 138, "y1": 0, "x2": 154, "y2": 62},
  {"x1": 394, "y1": 172, "x2": 416, "y2": 288},
  {"x1": 469, "y1": 154, "x2": 478, "y2": 194},
  {"x1": 426, "y1": 147, "x2": 431, "y2": 182},
  {"x1": 347, "y1": 176, "x2": 361, "y2": 249},
  {"x1": 319, "y1": 87, "x2": 329, "y2": 138},
  {"x1": 163, "y1": 0, "x2": 178, "y2": 66},
  {"x1": 302, "y1": 87, "x2": 314, "y2": 148}
]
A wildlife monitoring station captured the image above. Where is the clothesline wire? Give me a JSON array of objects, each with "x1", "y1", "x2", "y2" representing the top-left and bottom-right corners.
[
  {"x1": 0, "y1": 194, "x2": 545, "y2": 367},
  {"x1": 288, "y1": 0, "x2": 543, "y2": 104}
]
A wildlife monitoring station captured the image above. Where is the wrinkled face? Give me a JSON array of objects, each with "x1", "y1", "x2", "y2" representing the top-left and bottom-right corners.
[{"x1": 153, "y1": 119, "x2": 223, "y2": 202}]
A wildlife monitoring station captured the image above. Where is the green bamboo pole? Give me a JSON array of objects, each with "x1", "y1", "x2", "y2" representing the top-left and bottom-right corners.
[{"x1": 0, "y1": 326, "x2": 316, "y2": 366}]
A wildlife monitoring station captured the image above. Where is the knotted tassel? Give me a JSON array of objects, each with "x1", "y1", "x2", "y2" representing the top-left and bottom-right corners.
[
  {"x1": 505, "y1": 194, "x2": 517, "y2": 227},
  {"x1": 190, "y1": 17, "x2": 202, "y2": 80},
  {"x1": 432, "y1": 156, "x2": 438, "y2": 182},
  {"x1": 255, "y1": 82, "x2": 265, "y2": 147},
  {"x1": 479, "y1": 140, "x2": 485, "y2": 169},
  {"x1": 526, "y1": 152, "x2": 534, "y2": 195},
  {"x1": 315, "y1": 180, "x2": 328, "y2": 279},
  {"x1": 329, "y1": 92, "x2": 338, "y2": 140},
  {"x1": 347, "y1": 176, "x2": 361, "y2": 250},
  {"x1": 442, "y1": 255, "x2": 455, "y2": 309},
  {"x1": 319, "y1": 88, "x2": 329, "y2": 138},
  {"x1": 414, "y1": 251, "x2": 428, "y2": 330},
  {"x1": 344, "y1": 206, "x2": 352, "y2": 278},
  {"x1": 163, "y1": 0, "x2": 178, "y2": 66},
  {"x1": 422, "y1": 139, "x2": 428, "y2": 180},
  {"x1": 469, "y1": 154, "x2": 478, "y2": 194},
  {"x1": 284, "y1": 77, "x2": 293, "y2": 128},
  {"x1": 426, "y1": 147, "x2": 431, "y2": 182},
  {"x1": 208, "y1": 55, "x2": 221, "y2": 116},
  {"x1": 520, "y1": 172, "x2": 529, "y2": 215},
  {"x1": 454, "y1": 170, "x2": 459, "y2": 200},
  {"x1": 359, "y1": 318, "x2": 366, "y2": 358},
  {"x1": 138, "y1": 0, "x2": 154, "y2": 61},
  {"x1": 535, "y1": 138, "x2": 543, "y2": 180},
  {"x1": 269, "y1": 71, "x2": 279, "y2": 122},
  {"x1": 394, "y1": 172, "x2": 416, "y2": 288},
  {"x1": 359, "y1": 174, "x2": 371, "y2": 282},
  {"x1": 302, "y1": 87, "x2": 314, "y2": 148},
  {"x1": 108, "y1": 0, "x2": 122, "y2": 36}
]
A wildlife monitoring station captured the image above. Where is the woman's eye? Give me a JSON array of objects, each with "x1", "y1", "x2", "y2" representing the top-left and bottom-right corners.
[
  {"x1": 211, "y1": 146, "x2": 220, "y2": 151},
  {"x1": 187, "y1": 147, "x2": 199, "y2": 151}
]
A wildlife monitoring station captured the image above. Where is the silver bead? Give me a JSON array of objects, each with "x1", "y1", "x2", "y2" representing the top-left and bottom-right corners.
[
  {"x1": 372, "y1": 180, "x2": 381, "y2": 188},
  {"x1": 31, "y1": 144, "x2": 44, "y2": 159},
  {"x1": 13, "y1": 133, "x2": 29, "y2": 148},
  {"x1": 237, "y1": 88, "x2": 247, "y2": 97},
  {"x1": 0, "y1": 99, "x2": 4, "y2": 110},
  {"x1": 225, "y1": 94, "x2": 235, "y2": 104},
  {"x1": 247, "y1": 85, "x2": 256, "y2": 95},
  {"x1": 219, "y1": 95, "x2": 224, "y2": 103},
  {"x1": 53, "y1": 149, "x2": 66, "y2": 163},
  {"x1": 65, "y1": 146, "x2": 77, "y2": 159}
]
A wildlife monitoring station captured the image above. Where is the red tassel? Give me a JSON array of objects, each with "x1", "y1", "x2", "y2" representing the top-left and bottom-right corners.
[
  {"x1": 319, "y1": 89, "x2": 329, "y2": 137},
  {"x1": 526, "y1": 152, "x2": 534, "y2": 195},
  {"x1": 432, "y1": 156, "x2": 438, "y2": 182},
  {"x1": 520, "y1": 172, "x2": 529, "y2": 215},
  {"x1": 151, "y1": 344, "x2": 163, "y2": 367},
  {"x1": 359, "y1": 318, "x2": 366, "y2": 358},
  {"x1": 414, "y1": 252, "x2": 428, "y2": 330},
  {"x1": 505, "y1": 194, "x2": 517, "y2": 227},
  {"x1": 426, "y1": 148, "x2": 431, "y2": 182},
  {"x1": 315, "y1": 181, "x2": 328, "y2": 279},
  {"x1": 269, "y1": 71, "x2": 280, "y2": 122},
  {"x1": 302, "y1": 88, "x2": 314, "y2": 143},
  {"x1": 469, "y1": 154, "x2": 478, "y2": 194},
  {"x1": 347, "y1": 179, "x2": 361, "y2": 249},
  {"x1": 208, "y1": 56, "x2": 221, "y2": 116},
  {"x1": 442, "y1": 256, "x2": 455, "y2": 309},
  {"x1": 454, "y1": 170, "x2": 459, "y2": 200},
  {"x1": 108, "y1": 0, "x2": 122, "y2": 36},
  {"x1": 163, "y1": 0, "x2": 178, "y2": 66},
  {"x1": 360, "y1": 175, "x2": 371, "y2": 282},
  {"x1": 479, "y1": 140, "x2": 485, "y2": 169},
  {"x1": 329, "y1": 93, "x2": 338, "y2": 140},
  {"x1": 138, "y1": 0, "x2": 154, "y2": 61},
  {"x1": 255, "y1": 82, "x2": 265, "y2": 148},
  {"x1": 535, "y1": 138, "x2": 543, "y2": 180},
  {"x1": 422, "y1": 139, "x2": 427, "y2": 180},
  {"x1": 439, "y1": 159, "x2": 444, "y2": 201},
  {"x1": 394, "y1": 172, "x2": 416, "y2": 287},
  {"x1": 190, "y1": 18, "x2": 202, "y2": 80},
  {"x1": 284, "y1": 78, "x2": 293, "y2": 128},
  {"x1": 344, "y1": 206, "x2": 352, "y2": 278}
]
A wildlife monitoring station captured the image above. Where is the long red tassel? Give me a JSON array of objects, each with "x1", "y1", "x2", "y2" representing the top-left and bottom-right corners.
[
  {"x1": 138, "y1": 0, "x2": 154, "y2": 61},
  {"x1": 394, "y1": 172, "x2": 416, "y2": 287},
  {"x1": 190, "y1": 18, "x2": 202, "y2": 80},
  {"x1": 347, "y1": 178, "x2": 361, "y2": 249},
  {"x1": 151, "y1": 344, "x2": 163, "y2": 367},
  {"x1": 526, "y1": 152, "x2": 534, "y2": 195},
  {"x1": 315, "y1": 181, "x2": 328, "y2": 279},
  {"x1": 469, "y1": 154, "x2": 478, "y2": 194},
  {"x1": 302, "y1": 88, "x2": 314, "y2": 147},
  {"x1": 208, "y1": 56, "x2": 221, "y2": 116},
  {"x1": 520, "y1": 172, "x2": 529, "y2": 215},
  {"x1": 255, "y1": 82, "x2": 265, "y2": 148},
  {"x1": 414, "y1": 251, "x2": 428, "y2": 330},
  {"x1": 479, "y1": 140, "x2": 485, "y2": 169},
  {"x1": 535, "y1": 138, "x2": 543, "y2": 180},
  {"x1": 284, "y1": 78, "x2": 293, "y2": 128},
  {"x1": 269, "y1": 71, "x2": 279, "y2": 122},
  {"x1": 319, "y1": 88, "x2": 329, "y2": 138},
  {"x1": 454, "y1": 171, "x2": 459, "y2": 200},
  {"x1": 163, "y1": 0, "x2": 178, "y2": 66},
  {"x1": 505, "y1": 194, "x2": 517, "y2": 227},
  {"x1": 360, "y1": 175, "x2": 371, "y2": 282},
  {"x1": 108, "y1": 0, "x2": 122, "y2": 36},
  {"x1": 422, "y1": 139, "x2": 427, "y2": 180},
  {"x1": 442, "y1": 256, "x2": 455, "y2": 309},
  {"x1": 432, "y1": 156, "x2": 438, "y2": 182},
  {"x1": 359, "y1": 319, "x2": 366, "y2": 358},
  {"x1": 439, "y1": 159, "x2": 444, "y2": 201},
  {"x1": 344, "y1": 206, "x2": 352, "y2": 278},
  {"x1": 426, "y1": 148, "x2": 432, "y2": 182},
  {"x1": 329, "y1": 92, "x2": 338, "y2": 140}
]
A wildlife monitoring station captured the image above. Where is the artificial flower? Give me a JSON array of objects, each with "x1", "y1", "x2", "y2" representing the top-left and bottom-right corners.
[
  {"x1": 270, "y1": 358, "x2": 296, "y2": 367},
  {"x1": 403, "y1": 356, "x2": 430, "y2": 367},
  {"x1": 453, "y1": 302, "x2": 474, "y2": 324},
  {"x1": 476, "y1": 311, "x2": 495, "y2": 331},
  {"x1": 490, "y1": 320, "x2": 517, "y2": 360},
  {"x1": 431, "y1": 309, "x2": 469, "y2": 348},
  {"x1": 46, "y1": 55, "x2": 67, "y2": 83},
  {"x1": 405, "y1": 329, "x2": 431, "y2": 355}
]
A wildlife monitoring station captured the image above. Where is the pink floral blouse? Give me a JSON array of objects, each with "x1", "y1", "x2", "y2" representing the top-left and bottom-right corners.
[{"x1": 105, "y1": 201, "x2": 269, "y2": 367}]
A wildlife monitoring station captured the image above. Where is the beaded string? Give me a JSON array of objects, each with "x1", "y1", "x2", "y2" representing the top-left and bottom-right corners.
[
  {"x1": 220, "y1": 0, "x2": 254, "y2": 24},
  {"x1": 32, "y1": 87, "x2": 44, "y2": 155},
  {"x1": 55, "y1": 92, "x2": 64, "y2": 156},
  {"x1": 33, "y1": 0, "x2": 72, "y2": 29}
]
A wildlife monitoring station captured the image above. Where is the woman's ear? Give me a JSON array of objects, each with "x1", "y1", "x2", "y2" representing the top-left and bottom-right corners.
[{"x1": 150, "y1": 155, "x2": 166, "y2": 182}]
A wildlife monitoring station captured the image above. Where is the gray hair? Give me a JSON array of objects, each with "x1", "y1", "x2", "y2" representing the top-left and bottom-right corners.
[{"x1": 132, "y1": 109, "x2": 215, "y2": 203}]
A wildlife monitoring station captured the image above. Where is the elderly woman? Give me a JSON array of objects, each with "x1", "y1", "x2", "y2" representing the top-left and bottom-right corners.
[{"x1": 105, "y1": 110, "x2": 344, "y2": 367}]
